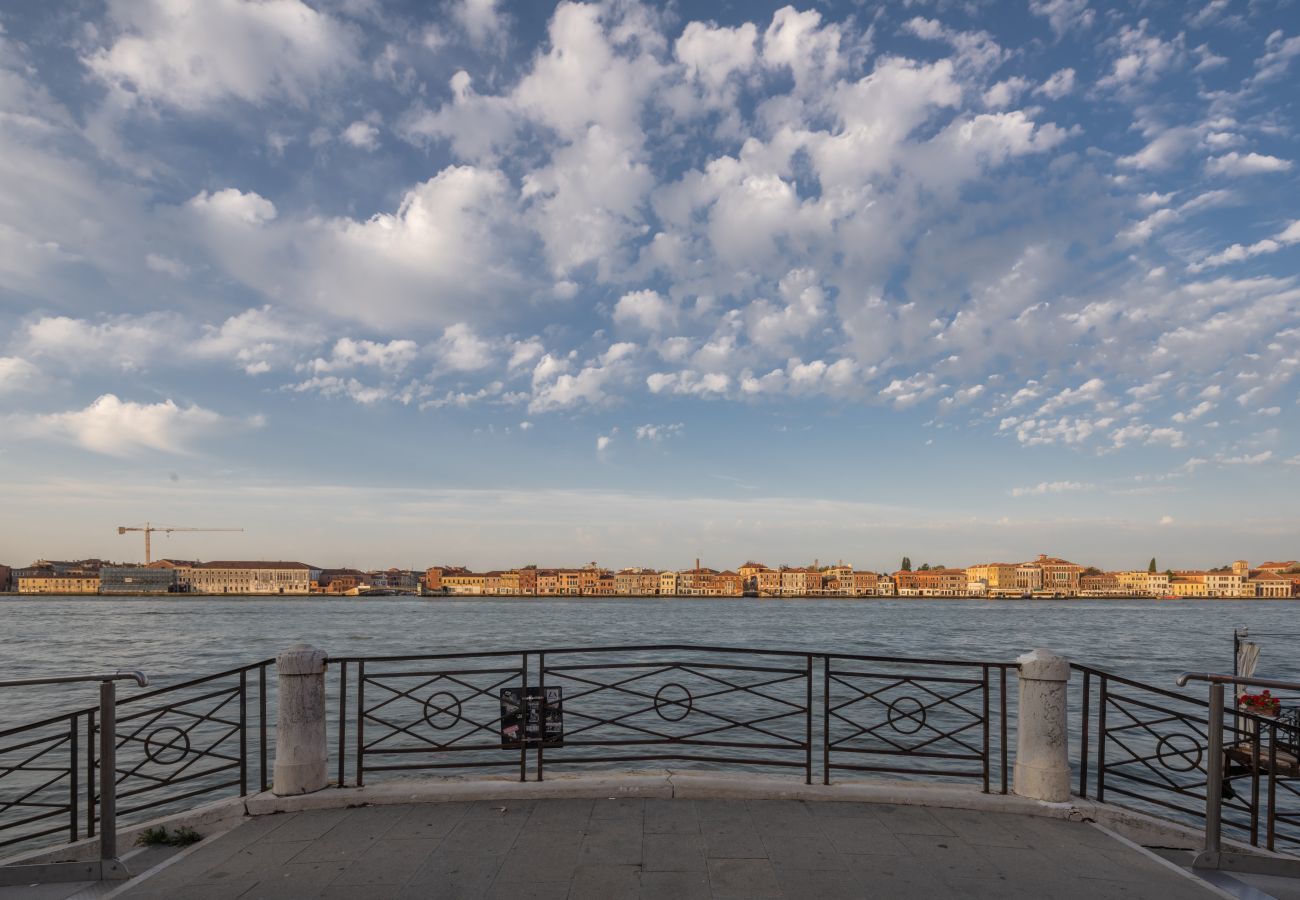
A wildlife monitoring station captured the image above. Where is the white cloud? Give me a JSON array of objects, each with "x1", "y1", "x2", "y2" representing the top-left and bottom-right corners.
[
  {"x1": 1010, "y1": 481, "x2": 1095, "y2": 497},
  {"x1": 451, "y1": 0, "x2": 508, "y2": 50},
  {"x1": 646, "y1": 370, "x2": 730, "y2": 396},
  {"x1": 596, "y1": 428, "x2": 617, "y2": 455},
  {"x1": 635, "y1": 423, "x2": 684, "y2": 441},
  {"x1": 1193, "y1": 220, "x2": 1300, "y2": 270},
  {"x1": 613, "y1": 290, "x2": 677, "y2": 332},
  {"x1": 676, "y1": 20, "x2": 757, "y2": 93},
  {"x1": 145, "y1": 253, "x2": 189, "y2": 278},
  {"x1": 22, "y1": 394, "x2": 250, "y2": 457},
  {"x1": 187, "y1": 167, "x2": 529, "y2": 329},
  {"x1": 341, "y1": 120, "x2": 380, "y2": 150},
  {"x1": 85, "y1": 0, "x2": 356, "y2": 110},
  {"x1": 1029, "y1": 0, "x2": 1095, "y2": 37},
  {"x1": 1218, "y1": 450, "x2": 1273, "y2": 465},
  {"x1": 983, "y1": 77, "x2": 1030, "y2": 109},
  {"x1": 1110, "y1": 423, "x2": 1187, "y2": 449},
  {"x1": 189, "y1": 187, "x2": 277, "y2": 225},
  {"x1": 1206, "y1": 152, "x2": 1293, "y2": 176},
  {"x1": 1035, "y1": 68, "x2": 1076, "y2": 99},
  {"x1": 0, "y1": 357, "x2": 39, "y2": 393},
  {"x1": 1159, "y1": 515, "x2": 1175, "y2": 525},
  {"x1": 308, "y1": 338, "x2": 418, "y2": 374},
  {"x1": 437, "y1": 324, "x2": 493, "y2": 371}
]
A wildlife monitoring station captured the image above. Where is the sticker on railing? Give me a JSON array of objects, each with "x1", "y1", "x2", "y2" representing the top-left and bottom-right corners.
[{"x1": 499, "y1": 686, "x2": 563, "y2": 747}]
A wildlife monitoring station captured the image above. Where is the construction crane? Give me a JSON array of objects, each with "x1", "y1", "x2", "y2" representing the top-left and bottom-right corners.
[{"x1": 116, "y1": 523, "x2": 244, "y2": 564}]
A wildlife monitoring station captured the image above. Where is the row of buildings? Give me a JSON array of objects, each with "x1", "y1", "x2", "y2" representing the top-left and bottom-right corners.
[{"x1": 4, "y1": 556, "x2": 1299, "y2": 599}]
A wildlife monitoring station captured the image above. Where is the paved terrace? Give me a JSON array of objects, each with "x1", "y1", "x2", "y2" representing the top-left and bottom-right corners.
[{"x1": 111, "y1": 798, "x2": 1219, "y2": 900}]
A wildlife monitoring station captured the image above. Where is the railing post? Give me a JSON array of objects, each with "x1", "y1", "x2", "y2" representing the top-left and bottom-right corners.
[
  {"x1": 1014, "y1": 649, "x2": 1071, "y2": 802},
  {"x1": 273, "y1": 644, "x2": 329, "y2": 796},
  {"x1": 98, "y1": 679, "x2": 116, "y2": 862},
  {"x1": 1197, "y1": 682, "x2": 1226, "y2": 867}
]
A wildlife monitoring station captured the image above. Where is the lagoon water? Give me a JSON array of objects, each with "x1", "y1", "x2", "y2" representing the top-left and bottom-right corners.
[{"x1": 2, "y1": 595, "x2": 1297, "y2": 728}]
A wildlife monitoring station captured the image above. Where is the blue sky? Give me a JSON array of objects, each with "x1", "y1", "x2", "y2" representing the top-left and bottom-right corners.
[{"x1": 1, "y1": 0, "x2": 1298, "y2": 571}]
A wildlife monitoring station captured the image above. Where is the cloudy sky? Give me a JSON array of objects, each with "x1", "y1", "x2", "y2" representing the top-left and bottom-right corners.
[{"x1": 1, "y1": 0, "x2": 1297, "y2": 571}]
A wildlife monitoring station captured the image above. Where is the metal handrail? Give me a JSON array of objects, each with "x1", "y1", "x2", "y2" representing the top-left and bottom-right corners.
[
  {"x1": 0, "y1": 670, "x2": 149, "y2": 689},
  {"x1": 0, "y1": 670, "x2": 149, "y2": 886},
  {"x1": 1176, "y1": 672, "x2": 1300, "y2": 880},
  {"x1": 1177, "y1": 672, "x2": 1300, "y2": 692}
]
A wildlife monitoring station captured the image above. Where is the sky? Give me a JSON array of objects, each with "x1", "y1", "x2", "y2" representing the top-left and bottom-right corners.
[{"x1": 0, "y1": 0, "x2": 1298, "y2": 572}]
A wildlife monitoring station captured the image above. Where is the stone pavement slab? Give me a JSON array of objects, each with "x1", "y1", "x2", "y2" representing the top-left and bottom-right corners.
[{"x1": 114, "y1": 798, "x2": 1224, "y2": 899}]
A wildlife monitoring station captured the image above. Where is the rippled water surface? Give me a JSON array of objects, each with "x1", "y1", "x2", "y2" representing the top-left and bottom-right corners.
[{"x1": 2, "y1": 596, "x2": 1297, "y2": 726}]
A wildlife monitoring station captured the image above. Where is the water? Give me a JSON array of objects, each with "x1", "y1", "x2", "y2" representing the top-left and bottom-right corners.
[{"x1": 2, "y1": 595, "x2": 1297, "y2": 727}]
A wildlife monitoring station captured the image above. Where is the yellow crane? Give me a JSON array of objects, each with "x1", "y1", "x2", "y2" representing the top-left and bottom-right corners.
[{"x1": 116, "y1": 523, "x2": 244, "y2": 564}]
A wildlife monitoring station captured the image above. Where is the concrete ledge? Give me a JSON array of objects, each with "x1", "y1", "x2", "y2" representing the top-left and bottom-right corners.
[
  {"x1": 244, "y1": 771, "x2": 1078, "y2": 821},
  {"x1": 0, "y1": 795, "x2": 246, "y2": 869}
]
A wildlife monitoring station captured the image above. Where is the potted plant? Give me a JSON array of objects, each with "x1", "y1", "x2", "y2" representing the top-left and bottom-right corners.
[{"x1": 1239, "y1": 689, "x2": 1281, "y2": 717}]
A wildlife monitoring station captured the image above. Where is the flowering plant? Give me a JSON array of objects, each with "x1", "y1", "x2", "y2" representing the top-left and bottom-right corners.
[{"x1": 1239, "y1": 690, "x2": 1281, "y2": 716}]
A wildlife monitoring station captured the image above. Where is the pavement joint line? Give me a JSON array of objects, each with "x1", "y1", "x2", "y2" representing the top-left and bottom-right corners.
[
  {"x1": 100, "y1": 823, "x2": 242, "y2": 900},
  {"x1": 1089, "y1": 822, "x2": 1235, "y2": 900}
]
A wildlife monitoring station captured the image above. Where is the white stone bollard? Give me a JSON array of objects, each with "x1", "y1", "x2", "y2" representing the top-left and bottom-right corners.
[
  {"x1": 273, "y1": 644, "x2": 329, "y2": 796},
  {"x1": 1014, "y1": 648, "x2": 1071, "y2": 802}
]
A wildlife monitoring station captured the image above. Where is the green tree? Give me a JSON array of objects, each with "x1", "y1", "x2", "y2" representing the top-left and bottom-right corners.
[
  {"x1": 1083, "y1": 566, "x2": 1102, "y2": 576},
  {"x1": 1148, "y1": 558, "x2": 1157, "y2": 573},
  {"x1": 901, "y1": 557, "x2": 912, "y2": 572},
  {"x1": 919, "y1": 563, "x2": 931, "y2": 571}
]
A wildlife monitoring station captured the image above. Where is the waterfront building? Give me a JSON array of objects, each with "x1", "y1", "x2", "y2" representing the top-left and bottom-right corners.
[
  {"x1": 442, "y1": 570, "x2": 487, "y2": 595},
  {"x1": 755, "y1": 568, "x2": 781, "y2": 596},
  {"x1": 614, "y1": 568, "x2": 658, "y2": 595},
  {"x1": 679, "y1": 565, "x2": 719, "y2": 596},
  {"x1": 423, "y1": 567, "x2": 444, "y2": 592},
  {"x1": 1249, "y1": 570, "x2": 1296, "y2": 598},
  {"x1": 876, "y1": 574, "x2": 896, "y2": 596},
  {"x1": 1233, "y1": 559, "x2": 1251, "y2": 576},
  {"x1": 1033, "y1": 554, "x2": 1085, "y2": 594},
  {"x1": 1080, "y1": 572, "x2": 1123, "y2": 596},
  {"x1": 966, "y1": 563, "x2": 1022, "y2": 597},
  {"x1": 537, "y1": 569, "x2": 561, "y2": 595},
  {"x1": 1116, "y1": 571, "x2": 1170, "y2": 597},
  {"x1": 17, "y1": 570, "x2": 100, "y2": 594},
  {"x1": 779, "y1": 566, "x2": 822, "y2": 596},
  {"x1": 189, "y1": 561, "x2": 318, "y2": 594},
  {"x1": 99, "y1": 566, "x2": 178, "y2": 593},
  {"x1": 514, "y1": 567, "x2": 538, "y2": 595},
  {"x1": 0, "y1": 564, "x2": 10, "y2": 591},
  {"x1": 737, "y1": 562, "x2": 768, "y2": 593},
  {"x1": 148, "y1": 559, "x2": 197, "y2": 591},
  {"x1": 315, "y1": 568, "x2": 367, "y2": 594},
  {"x1": 850, "y1": 571, "x2": 879, "y2": 595},
  {"x1": 1204, "y1": 571, "x2": 1246, "y2": 597},
  {"x1": 1258, "y1": 560, "x2": 1300, "y2": 573},
  {"x1": 658, "y1": 570, "x2": 678, "y2": 596},
  {"x1": 1015, "y1": 563, "x2": 1043, "y2": 593},
  {"x1": 1168, "y1": 576, "x2": 1205, "y2": 598}
]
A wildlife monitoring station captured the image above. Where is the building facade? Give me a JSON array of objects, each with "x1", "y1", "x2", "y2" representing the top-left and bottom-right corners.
[
  {"x1": 99, "y1": 566, "x2": 178, "y2": 593},
  {"x1": 189, "y1": 561, "x2": 317, "y2": 594}
]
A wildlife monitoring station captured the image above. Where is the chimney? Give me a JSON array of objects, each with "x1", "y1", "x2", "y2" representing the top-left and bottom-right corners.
[{"x1": 695, "y1": 557, "x2": 700, "y2": 572}]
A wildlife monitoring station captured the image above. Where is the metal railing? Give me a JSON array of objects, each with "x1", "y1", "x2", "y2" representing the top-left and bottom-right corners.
[
  {"x1": 1176, "y1": 672, "x2": 1300, "y2": 878},
  {"x1": 331, "y1": 645, "x2": 1013, "y2": 791},
  {"x1": 0, "y1": 661, "x2": 274, "y2": 883},
  {"x1": 1073, "y1": 664, "x2": 1299, "y2": 872}
]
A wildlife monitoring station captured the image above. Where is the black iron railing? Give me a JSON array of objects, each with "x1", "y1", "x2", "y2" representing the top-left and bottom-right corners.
[
  {"x1": 332, "y1": 645, "x2": 1012, "y2": 791},
  {"x1": 1074, "y1": 664, "x2": 1300, "y2": 855},
  {"x1": 0, "y1": 661, "x2": 274, "y2": 859}
]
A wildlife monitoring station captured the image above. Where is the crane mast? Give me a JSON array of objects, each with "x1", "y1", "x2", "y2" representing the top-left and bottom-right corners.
[{"x1": 116, "y1": 523, "x2": 244, "y2": 563}]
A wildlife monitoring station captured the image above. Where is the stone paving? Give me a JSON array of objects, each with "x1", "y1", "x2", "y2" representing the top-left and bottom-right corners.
[{"x1": 116, "y1": 798, "x2": 1218, "y2": 899}]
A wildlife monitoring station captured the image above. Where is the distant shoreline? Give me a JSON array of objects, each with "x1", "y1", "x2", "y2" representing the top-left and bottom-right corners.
[{"x1": 0, "y1": 592, "x2": 1295, "y2": 602}]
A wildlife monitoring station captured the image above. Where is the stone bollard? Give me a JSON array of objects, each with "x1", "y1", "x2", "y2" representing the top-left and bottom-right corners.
[
  {"x1": 273, "y1": 644, "x2": 329, "y2": 796},
  {"x1": 1014, "y1": 648, "x2": 1071, "y2": 802}
]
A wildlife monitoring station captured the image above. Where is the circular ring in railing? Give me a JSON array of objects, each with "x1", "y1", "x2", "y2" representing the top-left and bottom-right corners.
[
  {"x1": 423, "y1": 691, "x2": 463, "y2": 730},
  {"x1": 654, "y1": 683, "x2": 693, "y2": 721},
  {"x1": 1155, "y1": 733, "x2": 1203, "y2": 773},
  {"x1": 144, "y1": 725, "x2": 191, "y2": 766},
  {"x1": 886, "y1": 697, "x2": 927, "y2": 735}
]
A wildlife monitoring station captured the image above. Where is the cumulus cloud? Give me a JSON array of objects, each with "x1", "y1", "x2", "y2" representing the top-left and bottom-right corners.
[
  {"x1": 635, "y1": 423, "x2": 684, "y2": 441},
  {"x1": 1193, "y1": 220, "x2": 1300, "y2": 271},
  {"x1": 85, "y1": 0, "x2": 356, "y2": 109},
  {"x1": 341, "y1": 120, "x2": 380, "y2": 150},
  {"x1": 0, "y1": 357, "x2": 40, "y2": 393},
  {"x1": 20, "y1": 394, "x2": 253, "y2": 456},
  {"x1": 1206, "y1": 152, "x2": 1293, "y2": 176},
  {"x1": 613, "y1": 290, "x2": 677, "y2": 332},
  {"x1": 1010, "y1": 481, "x2": 1095, "y2": 497}
]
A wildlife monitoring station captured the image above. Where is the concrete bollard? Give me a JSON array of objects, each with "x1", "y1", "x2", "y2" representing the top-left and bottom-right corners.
[
  {"x1": 273, "y1": 644, "x2": 329, "y2": 796},
  {"x1": 1014, "y1": 648, "x2": 1071, "y2": 802}
]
